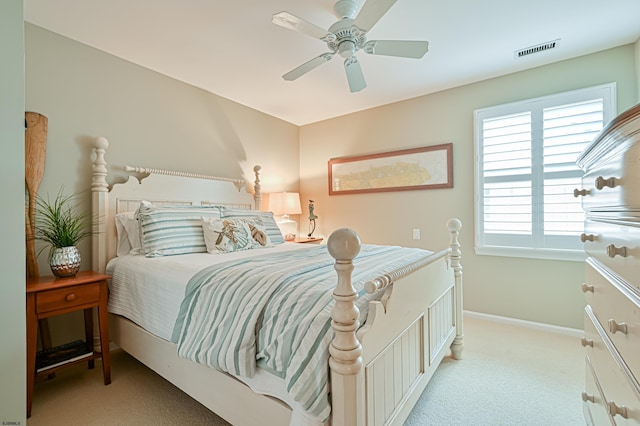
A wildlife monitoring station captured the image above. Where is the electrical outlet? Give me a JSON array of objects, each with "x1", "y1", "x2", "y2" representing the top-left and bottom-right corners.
[{"x1": 412, "y1": 228, "x2": 421, "y2": 240}]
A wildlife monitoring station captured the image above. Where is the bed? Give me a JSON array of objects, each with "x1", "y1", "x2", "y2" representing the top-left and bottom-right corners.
[{"x1": 89, "y1": 136, "x2": 464, "y2": 426}]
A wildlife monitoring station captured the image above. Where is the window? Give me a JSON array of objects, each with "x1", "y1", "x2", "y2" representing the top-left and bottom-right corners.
[{"x1": 474, "y1": 83, "x2": 616, "y2": 261}]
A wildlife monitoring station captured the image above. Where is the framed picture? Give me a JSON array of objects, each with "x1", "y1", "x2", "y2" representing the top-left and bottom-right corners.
[{"x1": 328, "y1": 143, "x2": 453, "y2": 195}]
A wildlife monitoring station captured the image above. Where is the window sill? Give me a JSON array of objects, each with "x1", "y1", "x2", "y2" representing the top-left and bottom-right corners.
[{"x1": 475, "y1": 246, "x2": 587, "y2": 262}]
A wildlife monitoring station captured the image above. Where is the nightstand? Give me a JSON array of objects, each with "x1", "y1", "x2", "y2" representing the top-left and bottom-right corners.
[
  {"x1": 26, "y1": 271, "x2": 111, "y2": 417},
  {"x1": 293, "y1": 237, "x2": 323, "y2": 244}
]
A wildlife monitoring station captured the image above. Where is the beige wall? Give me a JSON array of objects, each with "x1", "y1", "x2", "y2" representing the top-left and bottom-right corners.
[
  {"x1": 299, "y1": 45, "x2": 639, "y2": 329},
  {"x1": 0, "y1": 0, "x2": 26, "y2": 421},
  {"x1": 25, "y1": 24, "x2": 300, "y2": 344}
]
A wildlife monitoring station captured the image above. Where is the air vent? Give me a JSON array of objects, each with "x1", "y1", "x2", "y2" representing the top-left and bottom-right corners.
[{"x1": 514, "y1": 39, "x2": 560, "y2": 59}]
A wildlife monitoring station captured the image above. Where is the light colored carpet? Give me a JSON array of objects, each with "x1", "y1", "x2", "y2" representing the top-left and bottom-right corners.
[{"x1": 27, "y1": 315, "x2": 585, "y2": 425}]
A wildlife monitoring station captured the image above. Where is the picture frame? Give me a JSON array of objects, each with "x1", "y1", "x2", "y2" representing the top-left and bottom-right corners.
[{"x1": 328, "y1": 143, "x2": 453, "y2": 195}]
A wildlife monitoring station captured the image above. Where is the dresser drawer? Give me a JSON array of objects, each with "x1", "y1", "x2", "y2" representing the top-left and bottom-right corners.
[
  {"x1": 577, "y1": 133, "x2": 640, "y2": 211},
  {"x1": 584, "y1": 307, "x2": 640, "y2": 424},
  {"x1": 36, "y1": 283, "x2": 100, "y2": 314},
  {"x1": 583, "y1": 354, "x2": 613, "y2": 426},
  {"x1": 585, "y1": 264, "x2": 640, "y2": 381},
  {"x1": 584, "y1": 219, "x2": 640, "y2": 291}
]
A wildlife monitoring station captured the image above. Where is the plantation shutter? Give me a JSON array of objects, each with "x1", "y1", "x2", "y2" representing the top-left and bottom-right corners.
[{"x1": 474, "y1": 84, "x2": 615, "y2": 261}]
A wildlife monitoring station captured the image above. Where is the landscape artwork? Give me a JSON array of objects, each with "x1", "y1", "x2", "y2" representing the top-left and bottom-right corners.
[{"x1": 329, "y1": 143, "x2": 453, "y2": 195}]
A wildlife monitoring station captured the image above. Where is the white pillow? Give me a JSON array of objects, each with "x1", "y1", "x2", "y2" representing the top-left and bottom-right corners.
[
  {"x1": 201, "y1": 216, "x2": 272, "y2": 253},
  {"x1": 115, "y1": 212, "x2": 143, "y2": 256}
]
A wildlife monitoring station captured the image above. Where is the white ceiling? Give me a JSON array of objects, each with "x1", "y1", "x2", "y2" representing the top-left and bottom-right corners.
[{"x1": 24, "y1": 0, "x2": 640, "y2": 126}]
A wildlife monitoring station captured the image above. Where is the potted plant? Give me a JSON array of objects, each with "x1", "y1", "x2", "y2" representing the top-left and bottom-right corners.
[{"x1": 34, "y1": 188, "x2": 93, "y2": 278}]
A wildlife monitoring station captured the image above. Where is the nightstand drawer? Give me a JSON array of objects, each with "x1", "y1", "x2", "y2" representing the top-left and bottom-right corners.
[{"x1": 36, "y1": 284, "x2": 100, "y2": 314}]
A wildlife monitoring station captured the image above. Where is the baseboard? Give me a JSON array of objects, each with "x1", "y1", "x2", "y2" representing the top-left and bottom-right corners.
[{"x1": 464, "y1": 310, "x2": 583, "y2": 338}]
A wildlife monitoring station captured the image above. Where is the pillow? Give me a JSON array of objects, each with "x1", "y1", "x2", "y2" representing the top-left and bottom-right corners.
[
  {"x1": 114, "y1": 212, "x2": 133, "y2": 257},
  {"x1": 201, "y1": 217, "x2": 272, "y2": 253},
  {"x1": 136, "y1": 201, "x2": 222, "y2": 257},
  {"x1": 220, "y1": 208, "x2": 285, "y2": 245},
  {"x1": 115, "y1": 212, "x2": 142, "y2": 256}
]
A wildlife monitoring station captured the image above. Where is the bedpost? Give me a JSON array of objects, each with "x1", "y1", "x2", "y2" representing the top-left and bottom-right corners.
[
  {"x1": 253, "y1": 165, "x2": 262, "y2": 210},
  {"x1": 91, "y1": 137, "x2": 109, "y2": 273},
  {"x1": 327, "y1": 228, "x2": 363, "y2": 426},
  {"x1": 447, "y1": 218, "x2": 464, "y2": 360}
]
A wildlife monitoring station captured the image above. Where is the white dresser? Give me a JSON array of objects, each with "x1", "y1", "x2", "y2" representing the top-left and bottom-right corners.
[{"x1": 576, "y1": 103, "x2": 640, "y2": 425}]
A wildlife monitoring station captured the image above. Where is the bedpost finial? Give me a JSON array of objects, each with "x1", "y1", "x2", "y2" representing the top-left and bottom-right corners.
[
  {"x1": 327, "y1": 228, "x2": 361, "y2": 261},
  {"x1": 253, "y1": 165, "x2": 262, "y2": 174},
  {"x1": 94, "y1": 136, "x2": 109, "y2": 150},
  {"x1": 447, "y1": 218, "x2": 462, "y2": 232}
]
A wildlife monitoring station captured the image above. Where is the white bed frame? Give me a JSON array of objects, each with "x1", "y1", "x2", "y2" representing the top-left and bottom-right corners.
[{"x1": 90, "y1": 137, "x2": 464, "y2": 426}]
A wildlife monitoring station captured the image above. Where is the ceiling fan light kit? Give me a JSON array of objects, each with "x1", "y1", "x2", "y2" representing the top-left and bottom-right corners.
[{"x1": 273, "y1": 0, "x2": 429, "y2": 93}]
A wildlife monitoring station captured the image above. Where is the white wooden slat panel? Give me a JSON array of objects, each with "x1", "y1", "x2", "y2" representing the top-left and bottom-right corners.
[
  {"x1": 384, "y1": 350, "x2": 395, "y2": 420},
  {"x1": 393, "y1": 342, "x2": 403, "y2": 407},
  {"x1": 374, "y1": 362, "x2": 385, "y2": 426},
  {"x1": 365, "y1": 316, "x2": 425, "y2": 425},
  {"x1": 429, "y1": 287, "x2": 455, "y2": 365}
]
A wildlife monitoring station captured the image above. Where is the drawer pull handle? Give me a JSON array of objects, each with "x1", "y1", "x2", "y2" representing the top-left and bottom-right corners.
[
  {"x1": 580, "y1": 337, "x2": 593, "y2": 347},
  {"x1": 608, "y1": 319, "x2": 628, "y2": 335},
  {"x1": 65, "y1": 293, "x2": 77, "y2": 302},
  {"x1": 606, "y1": 244, "x2": 627, "y2": 258},
  {"x1": 595, "y1": 176, "x2": 617, "y2": 190},
  {"x1": 581, "y1": 283, "x2": 594, "y2": 293},
  {"x1": 581, "y1": 392, "x2": 595, "y2": 403},
  {"x1": 580, "y1": 233, "x2": 595, "y2": 242},
  {"x1": 607, "y1": 401, "x2": 628, "y2": 419},
  {"x1": 573, "y1": 188, "x2": 589, "y2": 197}
]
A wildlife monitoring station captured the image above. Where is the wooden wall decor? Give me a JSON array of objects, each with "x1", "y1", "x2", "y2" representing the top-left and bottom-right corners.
[{"x1": 25, "y1": 111, "x2": 48, "y2": 280}]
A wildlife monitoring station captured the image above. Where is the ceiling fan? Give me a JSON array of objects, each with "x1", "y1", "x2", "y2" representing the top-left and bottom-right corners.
[{"x1": 272, "y1": 0, "x2": 429, "y2": 93}]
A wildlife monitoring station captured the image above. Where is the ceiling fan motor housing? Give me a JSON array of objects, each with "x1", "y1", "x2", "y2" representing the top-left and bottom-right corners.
[
  {"x1": 333, "y1": 0, "x2": 361, "y2": 19},
  {"x1": 328, "y1": 19, "x2": 367, "y2": 57}
]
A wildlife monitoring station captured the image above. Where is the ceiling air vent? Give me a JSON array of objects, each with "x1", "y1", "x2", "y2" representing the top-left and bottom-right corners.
[{"x1": 514, "y1": 39, "x2": 560, "y2": 59}]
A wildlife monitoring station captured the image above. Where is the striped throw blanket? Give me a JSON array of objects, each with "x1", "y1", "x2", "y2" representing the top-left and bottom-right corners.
[{"x1": 171, "y1": 244, "x2": 431, "y2": 422}]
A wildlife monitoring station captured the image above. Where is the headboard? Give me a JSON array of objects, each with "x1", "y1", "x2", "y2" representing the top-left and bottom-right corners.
[{"x1": 90, "y1": 137, "x2": 262, "y2": 273}]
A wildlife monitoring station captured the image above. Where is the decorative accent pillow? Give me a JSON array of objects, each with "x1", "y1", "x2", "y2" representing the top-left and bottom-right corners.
[
  {"x1": 220, "y1": 208, "x2": 285, "y2": 245},
  {"x1": 136, "y1": 201, "x2": 222, "y2": 257},
  {"x1": 201, "y1": 216, "x2": 272, "y2": 253}
]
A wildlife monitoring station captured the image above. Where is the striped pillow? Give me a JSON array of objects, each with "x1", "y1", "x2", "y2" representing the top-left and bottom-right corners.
[
  {"x1": 220, "y1": 208, "x2": 285, "y2": 245},
  {"x1": 136, "y1": 201, "x2": 222, "y2": 257}
]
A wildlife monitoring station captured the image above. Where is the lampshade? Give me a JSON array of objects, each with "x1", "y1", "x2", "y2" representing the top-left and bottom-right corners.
[{"x1": 268, "y1": 192, "x2": 302, "y2": 219}]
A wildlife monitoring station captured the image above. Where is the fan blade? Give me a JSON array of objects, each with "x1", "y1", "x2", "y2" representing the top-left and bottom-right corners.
[
  {"x1": 364, "y1": 40, "x2": 429, "y2": 58},
  {"x1": 353, "y1": 0, "x2": 398, "y2": 32},
  {"x1": 272, "y1": 12, "x2": 336, "y2": 42},
  {"x1": 344, "y1": 56, "x2": 366, "y2": 92},
  {"x1": 283, "y1": 53, "x2": 334, "y2": 81}
]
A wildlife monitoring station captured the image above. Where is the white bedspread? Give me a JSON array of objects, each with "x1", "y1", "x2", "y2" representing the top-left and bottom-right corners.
[
  {"x1": 106, "y1": 243, "x2": 323, "y2": 425},
  {"x1": 107, "y1": 243, "x2": 309, "y2": 341}
]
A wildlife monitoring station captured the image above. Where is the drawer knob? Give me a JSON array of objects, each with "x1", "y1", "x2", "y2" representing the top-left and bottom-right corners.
[
  {"x1": 581, "y1": 392, "x2": 595, "y2": 403},
  {"x1": 595, "y1": 176, "x2": 617, "y2": 190},
  {"x1": 581, "y1": 283, "x2": 594, "y2": 293},
  {"x1": 580, "y1": 233, "x2": 595, "y2": 242},
  {"x1": 607, "y1": 401, "x2": 628, "y2": 419},
  {"x1": 608, "y1": 319, "x2": 628, "y2": 335},
  {"x1": 606, "y1": 244, "x2": 627, "y2": 258},
  {"x1": 580, "y1": 337, "x2": 593, "y2": 347},
  {"x1": 573, "y1": 188, "x2": 589, "y2": 197},
  {"x1": 65, "y1": 293, "x2": 77, "y2": 302}
]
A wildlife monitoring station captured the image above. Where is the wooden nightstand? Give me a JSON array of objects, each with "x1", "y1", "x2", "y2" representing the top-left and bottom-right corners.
[
  {"x1": 293, "y1": 237, "x2": 323, "y2": 244},
  {"x1": 26, "y1": 271, "x2": 111, "y2": 417}
]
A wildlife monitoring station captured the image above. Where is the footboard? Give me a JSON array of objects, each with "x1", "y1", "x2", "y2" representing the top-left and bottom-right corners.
[{"x1": 328, "y1": 219, "x2": 463, "y2": 426}]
